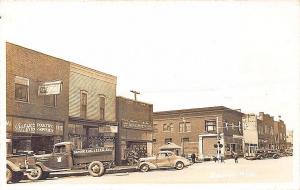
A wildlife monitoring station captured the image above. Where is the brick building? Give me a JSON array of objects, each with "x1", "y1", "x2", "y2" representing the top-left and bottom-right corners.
[
  {"x1": 257, "y1": 112, "x2": 275, "y2": 149},
  {"x1": 273, "y1": 119, "x2": 286, "y2": 151},
  {"x1": 153, "y1": 106, "x2": 244, "y2": 160},
  {"x1": 115, "y1": 96, "x2": 153, "y2": 165},
  {"x1": 242, "y1": 114, "x2": 261, "y2": 157},
  {"x1": 6, "y1": 42, "x2": 69, "y2": 154}
]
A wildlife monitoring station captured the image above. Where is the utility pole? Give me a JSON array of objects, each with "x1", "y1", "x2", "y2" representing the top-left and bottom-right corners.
[
  {"x1": 130, "y1": 90, "x2": 140, "y2": 101},
  {"x1": 216, "y1": 117, "x2": 220, "y2": 162}
]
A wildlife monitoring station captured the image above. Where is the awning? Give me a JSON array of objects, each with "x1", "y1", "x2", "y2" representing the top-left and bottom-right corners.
[{"x1": 159, "y1": 142, "x2": 182, "y2": 150}]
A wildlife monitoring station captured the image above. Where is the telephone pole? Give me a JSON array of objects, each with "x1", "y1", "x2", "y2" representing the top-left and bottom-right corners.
[{"x1": 130, "y1": 90, "x2": 140, "y2": 101}]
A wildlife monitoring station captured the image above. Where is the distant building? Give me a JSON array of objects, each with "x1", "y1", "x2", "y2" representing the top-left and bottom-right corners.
[
  {"x1": 273, "y1": 119, "x2": 287, "y2": 151},
  {"x1": 257, "y1": 112, "x2": 275, "y2": 149},
  {"x1": 115, "y1": 96, "x2": 153, "y2": 165},
  {"x1": 242, "y1": 114, "x2": 261, "y2": 157},
  {"x1": 153, "y1": 106, "x2": 244, "y2": 159},
  {"x1": 6, "y1": 43, "x2": 69, "y2": 154}
]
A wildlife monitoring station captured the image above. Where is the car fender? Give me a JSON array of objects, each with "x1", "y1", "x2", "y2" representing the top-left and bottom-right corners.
[
  {"x1": 35, "y1": 162, "x2": 50, "y2": 172},
  {"x1": 7, "y1": 160, "x2": 21, "y2": 172},
  {"x1": 138, "y1": 162, "x2": 157, "y2": 170}
]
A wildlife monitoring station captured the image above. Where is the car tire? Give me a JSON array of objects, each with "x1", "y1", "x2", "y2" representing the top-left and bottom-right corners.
[
  {"x1": 273, "y1": 155, "x2": 279, "y2": 159},
  {"x1": 175, "y1": 161, "x2": 184, "y2": 170},
  {"x1": 6, "y1": 167, "x2": 12, "y2": 183},
  {"x1": 27, "y1": 165, "x2": 43, "y2": 180},
  {"x1": 258, "y1": 156, "x2": 264, "y2": 160},
  {"x1": 140, "y1": 164, "x2": 149, "y2": 172},
  {"x1": 88, "y1": 161, "x2": 105, "y2": 177}
]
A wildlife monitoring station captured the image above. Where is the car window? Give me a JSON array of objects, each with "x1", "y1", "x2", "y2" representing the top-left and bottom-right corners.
[{"x1": 54, "y1": 146, "x2": 66, "y2": 154}]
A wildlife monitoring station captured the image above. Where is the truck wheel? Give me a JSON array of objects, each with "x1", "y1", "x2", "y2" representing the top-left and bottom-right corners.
[
  {"x1": 11, "y1": 172, "x2": 23, "y2": 183},
  {"x1": 88, "y1": 161, "x2": 105, "y2": 177},
  {"x1": 6, "y1": 167, "x2": 12, "y2": 183},
  {"x1": 140, "y1": 164, "x2": 149, "y2": 172},
  {"x1": 175, "y1": 161, "x2": 184, "y2": 170},
  {"x1": 27, "y1": 166, "x2": 43, "y2": 180}
]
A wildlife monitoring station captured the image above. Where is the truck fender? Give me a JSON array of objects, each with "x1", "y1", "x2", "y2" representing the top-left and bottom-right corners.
[
  {"x1": 35, "y1": 162, "x2": 49, "y2": 172},
  {"x1": 7, "y1": 160, "x2": 21, "y2": 172}
]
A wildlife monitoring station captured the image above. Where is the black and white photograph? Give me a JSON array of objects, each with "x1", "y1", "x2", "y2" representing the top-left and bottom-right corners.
[{"x1": 0, "y1": 1, "x2": 299, "y2": 190}]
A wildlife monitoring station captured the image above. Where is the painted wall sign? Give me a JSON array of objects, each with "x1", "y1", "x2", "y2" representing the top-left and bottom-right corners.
[
  {"x1": 122, "y1": 120, "x2": 152, "y2": 130},
  {"x1": 13, "y1": 118, "x2": 36, "y2": 134}
]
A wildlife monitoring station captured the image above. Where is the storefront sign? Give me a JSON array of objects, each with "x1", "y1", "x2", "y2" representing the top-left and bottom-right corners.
[
  {"x1": 13, "y1": 118, "x2": 36, "y2": 134},
  {"x1": 98, "y1": 125, "x2": 118, "y2": 133},
  {"x1": 122, "y1": 120, "x2": 152, "y2": 130},
  {"x1": 36, "y1": 120, "x2": 55, "y2": 135},
  {"x1": 12, "y1": 117, "x2": 63, "y2": 136},
  {"x1": 38, "y1": 81, "x2": 62, "y2": 96}
]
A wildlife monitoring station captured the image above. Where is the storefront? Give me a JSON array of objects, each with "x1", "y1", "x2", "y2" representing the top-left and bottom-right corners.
[{"x1": 6, "y1": 116, "x2": 64, "y2": 154}]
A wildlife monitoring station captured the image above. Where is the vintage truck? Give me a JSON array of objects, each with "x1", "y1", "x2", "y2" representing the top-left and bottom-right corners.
[
  {"x1": 7, "y1": 152, "x2": 36, "y2": 183},
  {"x1": 27, "y1": 142, "x2": 115, "y2": 180}
]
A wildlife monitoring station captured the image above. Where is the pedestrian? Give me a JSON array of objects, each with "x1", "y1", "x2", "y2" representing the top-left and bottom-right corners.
[
  {"x1": 234, "y1": 152, "x2": 238, "y2": 163},
  {"x1": 191, "y1": 153, "x2": 196, "y2": 163},
  {"x1": 221, "y1": 156, "x2": 225, "y2": 163},
  {"x1": 213, "y1": 156, "x2": 217, "y2": 163}
]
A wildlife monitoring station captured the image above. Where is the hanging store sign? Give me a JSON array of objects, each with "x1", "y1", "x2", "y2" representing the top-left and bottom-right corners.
[
  {"x1": 38, "y1": 81, "x2": 62, "y2": 96},
  {"x1": 122, "y1": 120, "x2": 152, "y2": 130}
]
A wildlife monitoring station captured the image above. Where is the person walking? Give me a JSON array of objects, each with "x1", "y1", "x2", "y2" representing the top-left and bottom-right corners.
[
  {"x1": 234, "y1": 152, "x2": 238, "y2": 163},
  {"x1": 191, "y1": 153, "x2": 196, "y2": 163}
]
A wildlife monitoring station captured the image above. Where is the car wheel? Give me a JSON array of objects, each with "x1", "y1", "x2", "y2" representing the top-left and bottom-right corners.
[
  {"x1": 27, "y1": 165, "x2": 43, "y2": 180},
  {"x1": 175, "y1": 161, "x2": 184, "y2": 170},
  {"x1": 258, "y1": 155, "x2": 264, "y2": 160},
  {"x1": 273, "y1": 155, "x2": 279, "y2": 159},
  {"x1": 140, "y1": 164, "x2": 149, "y2": 172},
  {"x1": 6, "y1": 167, "x2": 12, "y2": 183},
  {"x1": 88, "y1": 161, "x2": 105, "y2": 177}
]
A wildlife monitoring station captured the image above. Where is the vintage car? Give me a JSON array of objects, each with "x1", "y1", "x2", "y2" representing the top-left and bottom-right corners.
[
  {"x1": 137, "y1": 151, "x2": 191, "y2": 172},
  {"x1": 245, "y1": 149, "x2": 280, "y2": 160},
  {"x1": 27, "y1": 142, "x2": 115, "y2": 180},
  {"x1": 6, "y1": 152, "x2": 36, "y2": 183}
]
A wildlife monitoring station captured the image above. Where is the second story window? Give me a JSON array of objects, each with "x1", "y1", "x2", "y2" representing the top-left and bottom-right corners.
[
  {"x1": 163, "y1": 123, "x2": 174, "y2": 132},
  {"x1": 80, "y1": 91, "x2": 87, "y2": 118},
  {"x1": 99, "y1": 95, "x2": 105, "y2": 120},
  {"x1": 44, "y1": 95, "x2": 57, "y2": 107},
  {"x1": 205, "y1": 120, "x2": 216, "y2": 132},
  {"x1": 179, "y1": 122, "x2": 192, "y2": 133},
  {"x1": 15, "y1": 76, "x2": 29, "y2": 102}
]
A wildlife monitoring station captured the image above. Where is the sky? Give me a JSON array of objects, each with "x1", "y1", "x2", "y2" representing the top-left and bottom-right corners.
[{"x1": 1, "y1": 1, "x2": 300, "y2": 131}]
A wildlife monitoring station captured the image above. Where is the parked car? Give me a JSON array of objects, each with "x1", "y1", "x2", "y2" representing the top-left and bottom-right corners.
[
  {"x1": 245, "y1": 149, "x2": 280, "y2": 160},
  {"x1": 137, "y1": 151, "x2": 191, "y2": 172},
  {"x1": 6, "y1": 152, "x2": 36, "y2": 183},
  {"x1": 27, "y1": 142, "x2": 115, "y2": 180}
]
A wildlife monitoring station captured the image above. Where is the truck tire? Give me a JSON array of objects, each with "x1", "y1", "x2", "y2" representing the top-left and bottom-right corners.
[
  {"x1": 175, "y1": 161, "x2": 184, "y2": 170},
  {"x1": 88, "y1": 161, "x2": 105, "y2": 177},
  {"x1": 6, "y1": 167, "x2": 12, "y2": 183},
  {"x1": 11, "y1": 172, "x2": 23, "y2": 183},
  {"x1": 27, "y1": 165, "x2": 43, "y2": 180}
]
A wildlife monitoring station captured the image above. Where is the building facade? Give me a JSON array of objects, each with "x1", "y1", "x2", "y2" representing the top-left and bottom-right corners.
[
  {"x1": 273, "y1": 119, "x2": 287, "y2": 151},
  {"x1": 286, "y1": 130, "x2": 293, "y2": 149},
  {"x1": 257, "y1": 112, "x2": 275, "y2": 149},
  {"x1": 153, "y1": 106, "x2": 244, "y2": 159},
  {"x1": 66, "y1": 63, "x2": 118, "y2": 156},
  {"x1": 6, "y1": 43, "x2": 69, "y2": 154},
  {"x1": 115, "y1": 96, "x2": 153, "y2": 165},
  {"x1": 242, "y1": 114, "x2": 261, "y2": 156}
]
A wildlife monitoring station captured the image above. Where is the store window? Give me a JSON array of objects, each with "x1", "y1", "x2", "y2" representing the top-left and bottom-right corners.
[
  {"x1": 15, "y1": 76, "x2": 29, "y2": 102},
  {"x1": 44, "y1": 94, "x2": 57, "y2": 107},
  {"x1": 205, "y1": 120, "x2": 216, "y2": 132},
  {"x1": 99, "y1": 95, "x2": 105, "y2": 120},
  {"x1": 80, "y1": 91, "x2": 87, "y2": 118}
]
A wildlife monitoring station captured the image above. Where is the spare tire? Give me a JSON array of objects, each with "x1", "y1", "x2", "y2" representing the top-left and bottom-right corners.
[{"x1": 88, "y1": 161, "x2": 105, "y2": 177}]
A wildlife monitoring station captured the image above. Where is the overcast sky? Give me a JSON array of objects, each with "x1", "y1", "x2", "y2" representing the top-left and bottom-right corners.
[{"x1": 1, "y1": 1, "x2": 299, "y2": 130}]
